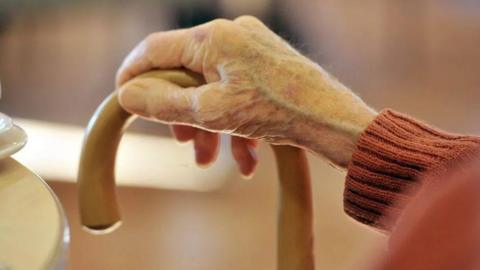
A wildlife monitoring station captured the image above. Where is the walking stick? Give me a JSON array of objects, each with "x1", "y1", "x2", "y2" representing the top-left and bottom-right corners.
[{"x1": 78, "y1": 69, "x2": 314, "y2": 270}]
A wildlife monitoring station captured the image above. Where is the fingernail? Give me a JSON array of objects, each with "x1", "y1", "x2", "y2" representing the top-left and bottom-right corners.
[
  {"x1": 119, "y1": 88, "x2": 146, "y2": 113},
  {"x1": 240, "y1": 163, "x2": 255, "y2": 180},
  {"x1": 195, "y1": 151, "x2": 213, "y2": 168},
  {"x1": 174, "y1": 138, "x2": 191, "y2": 145},
  {"x1": 197, "y1": 161, "x2": 213, "y2": 169},
  {"x1": 241, "y1": 172, "x2": 254, "y2": 180}
]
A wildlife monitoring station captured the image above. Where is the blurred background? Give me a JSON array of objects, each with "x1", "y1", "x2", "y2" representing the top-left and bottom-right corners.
[{"x1": 2, "y1": 0, "x2": 480, "y2": 269}]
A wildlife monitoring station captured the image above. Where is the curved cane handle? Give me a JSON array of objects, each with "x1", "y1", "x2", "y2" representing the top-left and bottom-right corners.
[{"x1": 77, "y1": 69, "x2": 314, "y2": 269}]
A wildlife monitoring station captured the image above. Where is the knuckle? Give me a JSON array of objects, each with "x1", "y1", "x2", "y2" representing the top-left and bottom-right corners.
[
  {"x1": 143, "y1": 33, "x2": 160, "y2": 55},
  {"x1": 234, "y1": 15, "x2": 260, "y2": 25},
  {"x1": 210, "y1": 18, "x2": 233, "y2": 31},
  {"x1": 144, "y1": 32, "x2": 158, "y2": 45}
]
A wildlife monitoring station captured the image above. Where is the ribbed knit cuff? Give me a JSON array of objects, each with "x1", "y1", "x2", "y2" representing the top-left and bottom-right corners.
[{"x1": 344, "y1": 109, "x2": 480, "y2": 231}]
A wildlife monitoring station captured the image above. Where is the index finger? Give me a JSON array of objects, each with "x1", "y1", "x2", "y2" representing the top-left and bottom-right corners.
[
  {"x1": 115, "y1": 29, "x2": 190, "y2": 87},
  {"x1": 115, "y1": 19, "x2": 229, "y2": 87}
]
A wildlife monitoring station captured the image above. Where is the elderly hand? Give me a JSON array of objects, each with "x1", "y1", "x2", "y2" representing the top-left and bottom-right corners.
[{"x1": 116, "y1": 16, "x2": 377, "y2": 176}]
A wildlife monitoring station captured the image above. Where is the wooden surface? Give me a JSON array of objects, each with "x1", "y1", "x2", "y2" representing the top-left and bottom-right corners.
[
  {"x1": 273, "y1": 146, "x2": 314, "y2": 270},
  {"x1": 0, "y1": 158, "x2": 68, "y2": 270}
]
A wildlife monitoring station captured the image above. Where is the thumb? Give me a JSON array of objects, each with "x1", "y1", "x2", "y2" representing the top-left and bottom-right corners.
[{"x1": 118, "y1": 77, "x2": 221, "y2": 126}]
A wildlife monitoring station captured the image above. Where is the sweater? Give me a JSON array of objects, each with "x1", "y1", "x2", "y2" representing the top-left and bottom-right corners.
[{"x1": 344, "y1": 109, "x2": 480, "y2": 231}]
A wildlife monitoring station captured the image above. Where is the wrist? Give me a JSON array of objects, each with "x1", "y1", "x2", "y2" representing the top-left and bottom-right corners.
[
  {"x1": 283, "y1": 71, "x2": 377, "y2": 168},
  {"x1": 288, "y1": 106, "x2": 376, "y2": 169}
]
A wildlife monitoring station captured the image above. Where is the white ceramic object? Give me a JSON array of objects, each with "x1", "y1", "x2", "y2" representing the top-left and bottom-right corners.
[
  {"x1": 0, "y1": 112, "x2": 28, "y2": 159},
  {"x1": 0, "y1": 158, "x2": 69, "y2": 270}
]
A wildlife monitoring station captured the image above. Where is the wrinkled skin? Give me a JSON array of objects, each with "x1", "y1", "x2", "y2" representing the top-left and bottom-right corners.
[{"x1": 116, "y1": 16, "x2": 376, "y2": 176}]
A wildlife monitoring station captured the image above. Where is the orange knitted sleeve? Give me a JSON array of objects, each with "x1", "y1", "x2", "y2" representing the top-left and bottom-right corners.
[{"x1": 344, "y1": 109, "x2": 480, "y2": 230}]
